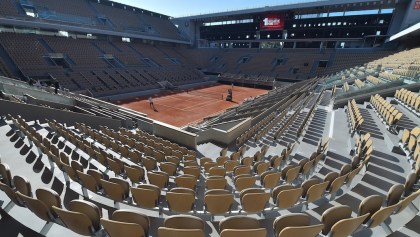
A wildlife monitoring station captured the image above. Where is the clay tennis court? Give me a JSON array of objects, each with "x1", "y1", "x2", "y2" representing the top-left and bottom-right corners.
[{"x1": 115, "y1": 84, "x2": 268, "y2": 127}]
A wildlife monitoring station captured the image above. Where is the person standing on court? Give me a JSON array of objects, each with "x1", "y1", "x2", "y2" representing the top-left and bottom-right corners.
[
  {"x1": 54, "y1": 81, "x2": 60, "y2": 94},
  {"x1": 149, "y1": 96, "x2": 156, "y2": 111}
]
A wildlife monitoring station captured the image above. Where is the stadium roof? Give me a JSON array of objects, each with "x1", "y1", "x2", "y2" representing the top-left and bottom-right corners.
[{"x1": 175, "y1": 0, "x2": 404, "y2": 21}]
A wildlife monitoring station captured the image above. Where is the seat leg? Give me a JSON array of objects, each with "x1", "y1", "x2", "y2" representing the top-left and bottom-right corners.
[
  {"x1": 380, "y1": 223, "x2": 393, "y2": 235},
  {"x1": 3, "y1": 200, "x2": 15, "y2": 213},
  {"x1": 40, "y1": 222, "x2": 53, "y2": 236}
]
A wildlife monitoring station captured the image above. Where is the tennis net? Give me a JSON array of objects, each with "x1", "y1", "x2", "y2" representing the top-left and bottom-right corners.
[{"x1": 187, "y1": 89, "x2": 224, "y2": 100}]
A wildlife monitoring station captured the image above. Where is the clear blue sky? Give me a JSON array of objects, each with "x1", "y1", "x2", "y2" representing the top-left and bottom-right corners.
[{"x1": 111, "y1": 0, "x2": 306, "y2": 17}]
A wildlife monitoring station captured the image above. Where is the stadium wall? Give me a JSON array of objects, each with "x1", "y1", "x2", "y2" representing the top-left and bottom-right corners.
[
  {"x1": 196, "y1": 118, "x2": 252, "y2": 146},
  {"x1": 0, "y1": 100, "x2": 122, "y2": 129},
  {"x1": 153, "y1": 121, "x2": 197, "y2": 149},
  {"x1": 401, "y1": 0, "x2": 420, "y2": 29}
]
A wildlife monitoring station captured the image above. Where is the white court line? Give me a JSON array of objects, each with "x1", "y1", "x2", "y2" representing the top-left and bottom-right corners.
[
  {"x1": 152, "y1": 94, "x2": 221, "y2": 112},
  {"x1": 182, "y1": 100, "x2": 220, "y2": 111},
  {"x1": 329, "y1": 110, "x2": 335, "y2": 138}
]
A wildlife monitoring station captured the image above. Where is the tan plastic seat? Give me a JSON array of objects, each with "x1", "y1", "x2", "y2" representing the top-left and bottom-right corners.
[
  {"x1": 306, "y1": 181, "x2": 329, "y2": 203},
  {"x1": 270, "y1": 155, "x2": 284, "y2": 170},
  {"x1": 142, "y1": 156, "x2": 157, "y2": 171},
  {"x1": 183, "y1": 161, "x2": 198, "y2": 167},
  {"x1": 199, "y1": 157, "x2": 213, "y2": 167},
  {"x1": 386, "y1": 184, "x2": 405, "y2": 206},
  {"x1": 101, "y1": 209, "x2": 150, "y2": 237},
  {"x1": 321, "y1": 205, "x2": 352, "y2": 235},
  {"x1": 261, "y1": 171, "x2": 281, "y2": 189},
  {"x1": 301, "y1": 160, "x2": 315, "y2": 179},
  {"x1": 241, "y1": 156, "x2": 254, "y2": 166},
  {"x1": 254, "y1": 161, "x2": 269, "y2": 175},
  {"x1": 125, "y1": 164, "x2": 145, "y2": 184},
  {"x1": 329, "y1": 174, "x2": 348, "y2": 200},
  {"x1": 358, "y1": 195, "x2": 384, "y2": 223},
  {"x1": 273, "y1": 213, "x2": 311, "y2": 236},
  {"x1": 234, "y1": 174, "x2": 256, "y2": 191},
  {"x1": 0, "y1": 163, "x2": 12, "y2": 187},
  {"x1": 220, "y1": 228, "x2": 267, "y2": 237},
  {"x1": 278, "y1": 224, "x2": 324, "y2": 237},
  {"x1": 35, "y1": 188, "x2": 61, "y2": 218},
  {"x1": 175, "y1": 174, "x2": 197, "y2": 190},
  {"x1": 203, "y1": 162, "x2": 218, "y2": 173},
  {"x1": 217, "y1": 156, "x2": 229, "y2": 166},
  {"x1": 183, "y1": 166, "x2": 200, "y2": 179},
  {"x1": 323, "y1": 172, "x2": 339, "y2": 191},
  {"x1": 52, "y1": 200, "x2": 102, "y2": 236},
  {"x1": 224, "y1": 160, "x2": 239, "y2": 173},
  {"x1": 366, "y1": 203, "x2": 400, "y2": 228},
  {"x1": 404, "y1": 172, "x2": 417, "y2": 196},
  {"x1": 284, "y1": 166, "x2": 301, "y2": 184},
  {"x1": 76, "y1": 170, "x2": 98, "y2": 192},
  {"x1": 166, "y1": 156, "x2": 181, "y2": 165},
  {"x1": 219, "y1": 216, "x2": 260, "y2": 231},
  {"x1": 99, "y1": 178, "x2": 129, "y2": 202},
  {"x1": 240, "y1": 188, "x2": 270, "y2": 213},
  {"x1": 166, "y1": 187, "x2": 196, "y2": 212},
  {"x1": 328, "y1": 213, "x2": 369, "y2": 237},
  {"x1": 158, "y1": 227, "x2": 205, "y2": 237},
  {"x1": 147, "y1": 171, "x2": 169, "y2": 189},
  {"x1": 160, "y1": 162, "x2": 178, "y2": 176},
  {"x1": 164, "y1": 214, "x2": 205, "y2": 230},
  {"x1": 233, "y1": 165, "x2": 251, "y2": 176},
  {"x1": 131, "y1": 184, "x2": 161, "y2": 208},
  {"x1": 62, "y1": 163, "x2": 79, "y2": 181},
  {"x1": 395, "y1": 190, "x2": 420, "y2": 214},
  {"x1": 16, "y1": 191, "x2": 53, "y2": 222},
  {"x1": 0, "y1": 181, "x2": 23, "y2": 206},
  {"x1": 206, "y1": 176, "x2": 227, "y2": 190},
  {"x1": 209, "y1": 166, "x2": 226, "y2": 177},
  {"x1": 276, "y1": 187, "x2": 303, "y2": 209},
  {"x1": 107, "y1": 157, "x2": 124, "y2": 176},
  {"x1": 13, "y1": 175, "x2": 32, "y2": 196},
  {"x1": 204, "y1": 189, "x2": 234, "y2": 214},
  {"x1": 280, "y1": 165, "x2": 295, "y2": 181}
]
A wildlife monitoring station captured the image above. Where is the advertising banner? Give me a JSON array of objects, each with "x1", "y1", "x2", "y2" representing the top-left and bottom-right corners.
[{"x1": 261, "y1": 14, "x2": 285, "y2": 30}]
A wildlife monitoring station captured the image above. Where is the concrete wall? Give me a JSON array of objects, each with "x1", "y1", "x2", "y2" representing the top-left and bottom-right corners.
[
  {"x1": 172, "y1": 19, "x2": 197, "y2": 46},
  {"x1": 0, "y1": 99, "x2": 121, "y2": 129},
  {"x1": 334, "y1": 82, "x2": 420, "y2": 108},
  {"x1": 401, "y1": 0, "x2": 420, "y2": 29},
  {"x1": 387, "y1": 1, "x2": 410, "y2": 35},
  {"x1": 196, "y1": 118, "x2": 252, "y2": 146},
  {"x1": 153, "y1": 121, "x2": 197, "y2": 149},
  {"x1": 138, "y1": 117, "x2": 154, "y2": 134},
  {"x1": 2, "y1": 84, "x2": 75, "y2": 106}
]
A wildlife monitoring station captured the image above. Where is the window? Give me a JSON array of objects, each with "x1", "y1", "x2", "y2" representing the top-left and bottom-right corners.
[{"x1": 122, "y1": 37, "x2": 131, "y2": 42}]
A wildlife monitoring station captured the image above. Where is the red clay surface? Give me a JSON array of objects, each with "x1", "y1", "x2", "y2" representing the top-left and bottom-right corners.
[{"x1": 114, "y1": 84, "x2": 268, "y2": 127}]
